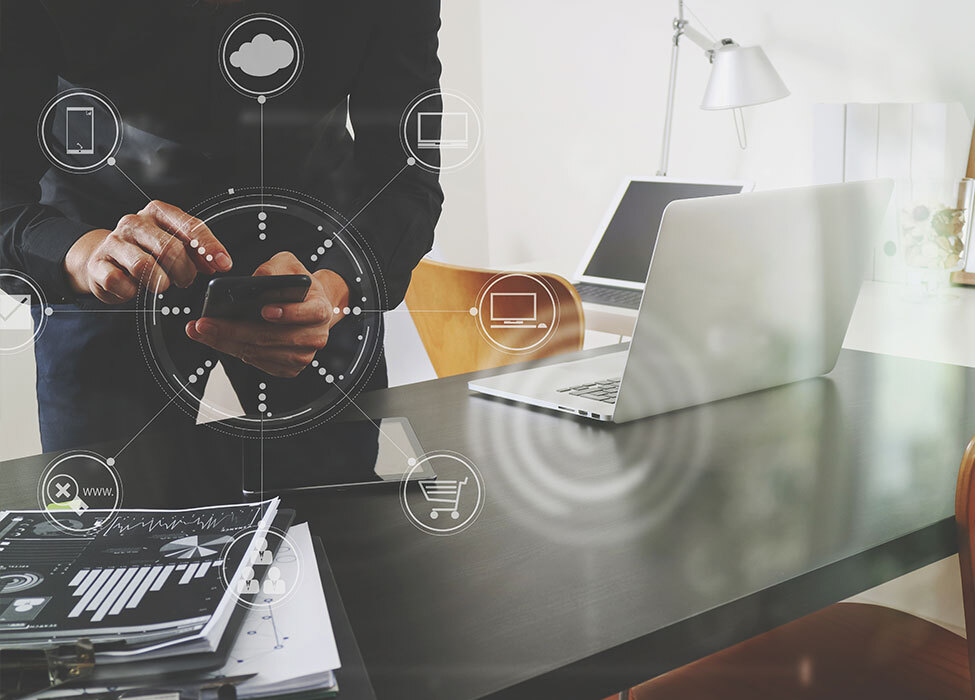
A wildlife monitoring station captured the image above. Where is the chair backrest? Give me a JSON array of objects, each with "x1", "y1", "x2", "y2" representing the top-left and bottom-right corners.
[
  {"x1": 404, "y1": 259, "x2": 585, "y2": 377},
  {"x1": 954, "y1": 435, "x2": 975, "y2": 695}
]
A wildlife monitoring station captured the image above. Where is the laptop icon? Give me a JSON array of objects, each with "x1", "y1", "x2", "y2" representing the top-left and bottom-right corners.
[
  {"x1": 490, "y1": 292, "x2": 538, "y2": 329},
  {"x1": 418, "y1": 112, "x2": 469, "y2": 150}
]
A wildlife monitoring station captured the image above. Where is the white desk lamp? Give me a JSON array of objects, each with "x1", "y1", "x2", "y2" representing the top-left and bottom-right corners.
[{"x1": 657, "y1": 0, "x2": 789, "y2": 176}]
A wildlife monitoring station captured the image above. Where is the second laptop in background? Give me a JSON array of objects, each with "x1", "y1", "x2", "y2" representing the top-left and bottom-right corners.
[{"x1": 573, "y1": 177, "x2": 751, "y2": 309}]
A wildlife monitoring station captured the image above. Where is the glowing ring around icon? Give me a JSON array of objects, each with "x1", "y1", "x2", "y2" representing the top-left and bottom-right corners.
[{"x1": 36, "y1": 89, "x2": 122, "y2": 173}]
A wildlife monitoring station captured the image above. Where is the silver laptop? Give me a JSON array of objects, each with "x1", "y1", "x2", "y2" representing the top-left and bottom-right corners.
[
  {"x1": 470, "y1": 180, "x2": 893, "y2": 423},
  {"x1": 573, "y1": 177, "x2": 751, "y2": 309}
]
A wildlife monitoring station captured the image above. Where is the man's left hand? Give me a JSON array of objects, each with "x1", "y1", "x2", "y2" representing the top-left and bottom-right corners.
[{"x1": 186, "y1": 252, "x2": 350, "y2": 378}]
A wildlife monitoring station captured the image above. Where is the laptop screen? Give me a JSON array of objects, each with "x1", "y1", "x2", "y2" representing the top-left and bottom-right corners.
[{"x1": 583, "y1": 180, "x2": 744, "y2": 284}]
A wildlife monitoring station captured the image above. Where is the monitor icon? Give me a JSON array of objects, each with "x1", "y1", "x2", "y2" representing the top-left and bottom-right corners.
[
  {"x1": 490, "y1": 292, "x2": 540, "y2": 329},
  {"x1": 418, "y1": 112, "x2": 469, "y2": 150},
  {"x1": 65, "y1": 107, "x2": 94, "y2": 155}
]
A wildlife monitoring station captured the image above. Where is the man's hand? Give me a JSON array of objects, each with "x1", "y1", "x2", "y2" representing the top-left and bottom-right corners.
[
  {"x1": 64, "y1": 200, "x2": 232, "y2": 303},
  {"x1": 185, "y1": 252, "x2": 350, "y2": 378}
]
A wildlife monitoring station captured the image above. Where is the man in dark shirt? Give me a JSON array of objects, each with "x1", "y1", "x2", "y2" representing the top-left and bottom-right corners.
[{"x1": 0, "y1": 0, "x2": 443, "y2": 451}]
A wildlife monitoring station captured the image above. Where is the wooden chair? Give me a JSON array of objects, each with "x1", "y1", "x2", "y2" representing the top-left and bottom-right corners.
[
  {"x1": 403, "y1": 259, "x2": 585, "y2": 377},
  {"x1": 611, "y1": 436, "x2": 975, "y2": 700}
]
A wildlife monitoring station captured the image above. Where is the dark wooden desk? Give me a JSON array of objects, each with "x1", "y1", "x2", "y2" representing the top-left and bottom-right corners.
[{"x1": 2, "y1": 348, "x2": 972, "y2": 699}]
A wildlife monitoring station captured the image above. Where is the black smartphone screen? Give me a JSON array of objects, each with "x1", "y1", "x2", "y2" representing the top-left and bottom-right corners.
[{"x1": 201, "y1": 274, "x2": 311, "y2": 320}]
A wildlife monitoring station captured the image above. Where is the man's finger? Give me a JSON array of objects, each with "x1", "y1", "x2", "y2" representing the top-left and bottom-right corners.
[
  {"x1": 120, "y1": 220, "x2": 197, "y2": 288},
  {"x1": 104, "y1": 240, "x2": 171, "y2": 293},
  {"x1": 261, "y1": 298, "x2": 330, "y2": 325},
  {"x1": 253, "y1": 251, "x2": 306, "y2": 277},
  {"x1": 193, "y1": 318, "x2": 326, "y2": 349},
  {"x1": 89, "y1": 259, "x2": 138, "y2": 303},
  {"x1": 141, "y1": 200, "x2": 232, "y2": 273}
]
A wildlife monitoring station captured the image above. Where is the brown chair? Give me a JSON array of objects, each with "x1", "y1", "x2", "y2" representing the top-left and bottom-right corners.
[
  {"x1": 617, "y1": 436, "x2": 975, "y2": 700},
  {"x1": 404, "y1": 258, "x2": 585, "y2": 377}
]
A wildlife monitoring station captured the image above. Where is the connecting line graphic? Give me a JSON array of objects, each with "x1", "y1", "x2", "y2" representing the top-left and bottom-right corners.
[
  {"x1": 110, "y1": 161, "x2": 205, "y2": 249},
  {"x1": 260, "y1": 100, "x2": 265, "y2": 212},
  {"x1": 330, "y1": 162, "x2": 410, "y2": 239},
  {"x1": 111, "y1": 383, "x2": 187, "y2": 463}
]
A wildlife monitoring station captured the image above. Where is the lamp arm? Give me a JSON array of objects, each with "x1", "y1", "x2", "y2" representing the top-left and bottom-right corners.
[{"x1": 656, "y1": 0, "x2": 719, "y2": 176}]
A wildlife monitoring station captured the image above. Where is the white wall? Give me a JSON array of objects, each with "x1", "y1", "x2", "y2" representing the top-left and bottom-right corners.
[{"x1": 470, "y1": 0, "x2": 975, "y2": 266}]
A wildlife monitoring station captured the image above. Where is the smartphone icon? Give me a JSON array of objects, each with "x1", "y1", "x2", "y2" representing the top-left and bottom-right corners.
[{"x1": 65, "y1": 107, "x2": 94, "y2": 155}]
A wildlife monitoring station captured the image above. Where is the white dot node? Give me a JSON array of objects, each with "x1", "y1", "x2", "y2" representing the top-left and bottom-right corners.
[
  {"x1": 107, "y1": 156, "x2": 117, "y2": 166},
  {"x1": 183, "y1": 307, "x2": 191, "y2": 314},
  {"x1": 266, "y1": 412, "x2": 273, "y2": 417},
  {"x1": 355, "y1": 276, "x2": 362, "y2": 283},
  {"x1": 318, "y1": 368, "x2": 326, "y2": 376},
  {"x1": 161, "y1": 307, "x2": 170, "y2": 316},
  {"x1": 352, "y1": 307, "x2": 361, "y2": 315},
  {"x1": 190, "y1": 239, "x2": 199, "y2": 248},
  {"x1": 257, "y1": 95, "x2": 267, "y2": 104},
  {"x1": 333, "y1": 307, "x2": 340, "y2": 314},
  {"x1": 357, "y1": 334, "x2": 363, "y2": 341},
  {"x1": 195, "y1": 368, "x2": 204, "y2": 376},
  {"x1": 206, "y1": 254, "x2": 213, "y2": 262},
  {"x1": 342, "y1": 306, "x2": 350, "y2": 315},
  {"x1": 361, "y1": 296, "x2": 367, "y2": 302},
  {"x1": 258, "y1": 393, "x2": 266, "y2": 401},
  {"x1": 198, "y1": 246, "x2": 206, "y2": 255},
  {"x1": 258, "y1": 222, "x2": 267, "y2": 231},
  {"x1": 407, "y1": 458, "x2": 417, "y2": 466},
  {"x1": 469, "y1": 307, "x2": 478, "y2": 316},
  {"x1": 258, "y1": 212, "x2": 267, "y2": 221},
  {"x1": 106, "y1": 458, "x2": 116, "y2": 467},
  {"x1": 317, "y1": 225, "x2": 323, "y2": 231},
  {"x1": 228, "y1": 188, "x2": 235, "y2": 194},
  {"x1": 325, "y1": 374, "x2": 334, "y2": 383},
  {"x1": 407, "y1": 157, "x2": 416, "y2": 166},
  {"x1": 259, "y1": 383, "x2": 267, "y2": 390},
  {"x1": 258, "y1": 403, "x2": 267, "y2": 412},
  {"x1": 310, "y1": 254, "x2": 318, "y2": 262},
  {"x1": 170, "y1": 307, "x2": 179, "y2": 315},
  {"x1": 44, "y1": 306, "x2": 53, "y2": 316},
  {"x1": 158, "y1": 294, "x2": 164, "y2": 299},
  {"x1": 259, "y1": 233, "x2": 267, "y2": 241},
  {"x1": 311, "y1": 360, "x2": 319, "y2": 367},
  {"x1": 317, "y1": 247, "x2": 325, "y2": 255},
  {"x1": 323, "y1": 239, "x2": 333, "y2": 248},
  {"x1": 188, "y1": 375, "x2": 198, "y2": 383},
  {"x1": 338, "y1": 374, "x2": 344, "y2": 380},
  {"x1": 205, "y1": 360, "x2": 213, "y2": 367}
]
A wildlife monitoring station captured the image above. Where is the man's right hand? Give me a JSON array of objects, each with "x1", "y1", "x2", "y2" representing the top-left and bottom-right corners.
[{"x1": 64, "y1": 200, "x2": 233, "y2": 303}]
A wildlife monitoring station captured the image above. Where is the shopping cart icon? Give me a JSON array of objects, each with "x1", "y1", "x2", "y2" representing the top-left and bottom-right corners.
[{"x1": 418, "y1": 477, "x2": 468, "y2": 520}]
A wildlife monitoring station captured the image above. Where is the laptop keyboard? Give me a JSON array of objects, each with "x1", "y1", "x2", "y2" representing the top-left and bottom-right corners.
[
  {"x1": 574, "y1": 282, "x2": 642, "y2": 309},
  {"x1": 557, "y1": 377, "x2": 622, "y2": 404}
]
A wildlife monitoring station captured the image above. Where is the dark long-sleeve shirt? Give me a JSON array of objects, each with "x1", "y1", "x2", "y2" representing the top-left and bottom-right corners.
[{"x1": 0, "y1": 0, "x2": 443, "y2": 307}]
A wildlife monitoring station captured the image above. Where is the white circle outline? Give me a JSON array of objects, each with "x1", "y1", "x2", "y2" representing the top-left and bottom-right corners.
[
  {"x1": 37, "y1": 89, "x2": 122, "y2": 173},
  {"x1": 400, "y1": 89, "x2": 483, "y2": 173},
  {"x1": 218, "y1": 526, "x2": 302, "y2": 610},
  {"x1": 219, "y1": 14, "x2": 304, "y2": 99},
  {"x1": 400, "y1": 452, "x2": 485, "y2": 536},
  {"x1": 0, "y1": 269, "x2": 49, "y2": 355},
  {"x1": 136, "y1": 188, "x2": 386, "y2": 439},
  {"x1": 474, "y1": 273, "x2": 560, "y2": 354},
  {"x1": 36, "y1": 451, "x2": 123, "y2": 535}
]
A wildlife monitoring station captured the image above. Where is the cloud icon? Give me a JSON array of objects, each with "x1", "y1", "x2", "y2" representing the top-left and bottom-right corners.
[{"x1": 230, "y1": 34, "x2": 295, "y2": 78}]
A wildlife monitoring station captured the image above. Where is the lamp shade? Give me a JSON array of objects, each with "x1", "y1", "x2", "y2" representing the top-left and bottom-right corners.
[{"x1": 700, "y1": 43, "x2": 789, "y2": 110}]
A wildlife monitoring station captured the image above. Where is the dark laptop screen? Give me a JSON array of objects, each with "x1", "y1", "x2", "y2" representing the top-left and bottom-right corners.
[{"x1": 583, "y1": 181, "x2": 743, "y2": 284}]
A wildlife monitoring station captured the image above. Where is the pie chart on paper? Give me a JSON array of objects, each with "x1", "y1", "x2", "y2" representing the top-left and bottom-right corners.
[{"x1": 160, "y1": 535, "x2": 233, "y2": 559}]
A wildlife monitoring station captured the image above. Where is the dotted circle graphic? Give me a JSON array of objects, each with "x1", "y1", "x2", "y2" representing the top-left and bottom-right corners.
[
  {"x1": 0, "y1": 269, "x2": 50, "y2": 356},
  {"x1": 137, "y1": 188, "x2": 386, "y2": 439},
  {"x1": 36, "y1": 89, "x2": 123, "y2": 173},
  {"x1": 36, "y1": 451, "x2": 123, "y2": 535},
  {"x1": 219, "y1": 14, "x2": 304, "y2": 99}
]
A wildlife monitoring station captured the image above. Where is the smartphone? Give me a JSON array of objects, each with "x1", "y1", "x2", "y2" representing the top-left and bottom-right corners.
[
  {"x1": 201, "y1": 274, "x2": 311, "y2": 320},
  {"x1": 66, "y1": 106, "x2": 94, "y2": 155}
]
